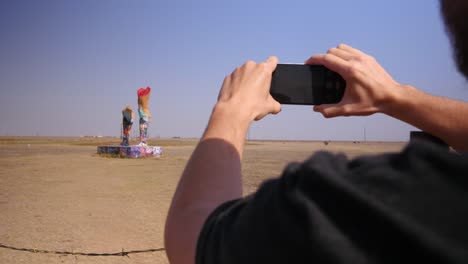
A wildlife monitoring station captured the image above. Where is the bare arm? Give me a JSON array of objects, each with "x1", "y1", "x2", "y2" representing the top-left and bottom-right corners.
[
  {"x1": 306, "y1": 44, "x2": 468, "y2": 152},
  {"x1": 165, "y1": 57, "x2": 281, "y2": 264},
  {"x1": 385, "y1": 85, "x2": 468, "y2": 152}
]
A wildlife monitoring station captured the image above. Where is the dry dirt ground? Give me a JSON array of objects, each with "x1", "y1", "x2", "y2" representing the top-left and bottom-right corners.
[{"x1": 0, "y1": 137, "x2": 406, "y2": 264}]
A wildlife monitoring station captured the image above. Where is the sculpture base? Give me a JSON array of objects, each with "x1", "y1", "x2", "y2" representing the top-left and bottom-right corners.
[{"x1": 97, "y1": 145, "x2": 162, "y2": 158}]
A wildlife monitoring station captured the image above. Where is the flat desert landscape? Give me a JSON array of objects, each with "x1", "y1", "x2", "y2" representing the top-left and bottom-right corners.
[{"x1": 0, "y1": 137, "x2": 406, "y2": 264}]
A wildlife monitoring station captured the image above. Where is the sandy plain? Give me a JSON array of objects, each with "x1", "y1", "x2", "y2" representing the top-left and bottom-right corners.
[{"x1": 0, "y1": 137, "x2": 406, "y2": 264}]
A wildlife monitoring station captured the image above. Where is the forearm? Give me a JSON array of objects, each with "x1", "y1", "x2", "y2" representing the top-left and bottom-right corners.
[
  {"x1": 165, "y1": 103, "x2": 249, "y2": 264},
  {"x1": 383, "y1": 85, "x2": 468, "y2": 152},
  {"x1": 165, "y1": 57, "x2": 279, "y2": 264}
]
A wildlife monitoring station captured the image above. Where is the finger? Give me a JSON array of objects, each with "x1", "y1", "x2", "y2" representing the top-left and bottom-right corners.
[
  {"x1": 305, "y1": 53, "x2": 349, "y2": 77},
  {"x1": 337, "y1": 44, "x2": 365, "y2": 56},
  {"x1": 304, "y1": 54, "x2": 319, "y2": 65},
  {"x1": 264, "y1": 56, "x2": 278, "y2": 72},
  {"x1": 327, "y1": 47, "x2": 354, "y2": 61},
  {"x1": 242, "y1": 60, "x2": 256, "y2": 72}
]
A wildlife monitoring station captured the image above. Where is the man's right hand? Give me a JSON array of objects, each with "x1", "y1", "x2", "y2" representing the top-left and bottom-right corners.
[{"x1": 305, "y1": 44, "x2": 404, "y2": 118}]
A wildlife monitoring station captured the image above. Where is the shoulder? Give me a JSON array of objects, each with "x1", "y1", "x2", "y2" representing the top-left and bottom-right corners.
[{"x1": 196, "y1": 142, "x2": 468, "y2": 264}]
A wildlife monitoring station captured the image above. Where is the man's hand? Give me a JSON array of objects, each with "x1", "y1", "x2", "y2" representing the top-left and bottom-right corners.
[
  {"x1": 165, "y1": 56, "x2": 282, "y2": 264},
  {"x1": 305, "y1": 44, "x2": 403, "y2": 118},
  {"x1": 216, "y1": 56, "x2": 281, "y2": 124},
  {"x1": 306, "y1": 44, "x2": 468, "y2": 152}
]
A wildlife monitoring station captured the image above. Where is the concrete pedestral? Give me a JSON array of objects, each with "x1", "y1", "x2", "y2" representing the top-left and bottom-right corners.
[{"x1": 97, "y1": 145, "x2": 162, "y2": 158}]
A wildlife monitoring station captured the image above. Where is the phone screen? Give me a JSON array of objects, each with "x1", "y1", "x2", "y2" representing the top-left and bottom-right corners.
[{"x1": 270, "y1": 64, "x2": 345, "y2": 105}]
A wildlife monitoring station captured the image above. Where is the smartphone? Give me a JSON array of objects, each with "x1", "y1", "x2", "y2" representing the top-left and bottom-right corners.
[{"x1": 270, "y1": 64, "x2": 346, "y2": 105}]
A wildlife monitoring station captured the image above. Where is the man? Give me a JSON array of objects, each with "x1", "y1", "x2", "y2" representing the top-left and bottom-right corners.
[{"x1": 165, "y1": 1, "x2": 468, "y2": 263}]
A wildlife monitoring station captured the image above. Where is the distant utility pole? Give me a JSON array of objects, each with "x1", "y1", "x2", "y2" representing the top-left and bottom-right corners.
[{"x1": 363, "y1": 126, "x2": 367, "y2": 142}]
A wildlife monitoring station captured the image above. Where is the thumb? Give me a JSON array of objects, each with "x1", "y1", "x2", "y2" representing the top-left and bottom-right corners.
[
  {"x1": 270, "y1": 98, "x2": 281, "y2": 115},
  {"x1": 254, "y1": 98, "x2": 281, "y2": 121},
  {"x1": 313, "y1": 104, "x2": 345, "y2": 118}
]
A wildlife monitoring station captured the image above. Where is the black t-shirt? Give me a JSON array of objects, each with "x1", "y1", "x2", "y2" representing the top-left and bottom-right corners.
[{"x1": 196, "y1": 142, "x2": 468, "y2": 264}]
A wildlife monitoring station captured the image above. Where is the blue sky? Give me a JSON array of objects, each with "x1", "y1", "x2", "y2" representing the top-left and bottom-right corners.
[{"x1": 1, "y1": 0, "x2": 467, "y2": 141}]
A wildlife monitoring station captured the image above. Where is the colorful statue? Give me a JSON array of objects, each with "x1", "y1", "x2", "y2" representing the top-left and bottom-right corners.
[
  {"x1": 98, "y1": 89, "x2": 161, "y2": 158},
  {"x1": 137, "y1": 87, "x2": 151, "y2": 146},
  {"x1": 121, "y1": 105, "x2": 134, "y2": 146}
]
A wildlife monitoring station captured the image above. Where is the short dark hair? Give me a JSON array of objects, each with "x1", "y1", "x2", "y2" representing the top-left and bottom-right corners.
[{"x1": 441, "y1": 0, "x2": 468, "y2": 79}]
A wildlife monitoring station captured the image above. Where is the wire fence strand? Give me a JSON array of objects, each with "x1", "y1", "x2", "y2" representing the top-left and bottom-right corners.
[{"x1": 0, "y1": 243, "x2": 165, "y2": 257}]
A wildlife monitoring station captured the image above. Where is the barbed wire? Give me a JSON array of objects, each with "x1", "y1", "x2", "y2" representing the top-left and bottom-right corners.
[{"x1": 0, "y1": 243, "x2": 165, "y2": 257}]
